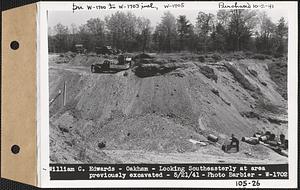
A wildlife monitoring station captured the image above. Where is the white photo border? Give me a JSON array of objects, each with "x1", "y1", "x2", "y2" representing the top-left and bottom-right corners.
[{"x1": 37, "y1": 1, "x2": 298, "y2": 188}]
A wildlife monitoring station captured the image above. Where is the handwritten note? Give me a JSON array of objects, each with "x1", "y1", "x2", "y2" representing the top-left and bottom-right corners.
[
  {"x1": 72, "y1": 2, "x2": 274, "y2": 13},
  {"x1": 218, "y1": 2, "x2": 274, "y2": 9},
  {"x1": 72, "y1": 2, "x2": 186, "y2": 12}
]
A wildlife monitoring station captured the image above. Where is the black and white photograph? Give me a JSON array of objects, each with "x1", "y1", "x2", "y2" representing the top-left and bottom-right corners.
[
  {"x1": 48, "y1": 4, "x2": 290, "y2": 166},
  {"x1": 1, "y1": 1, "x2": 297, "y2": 188}
]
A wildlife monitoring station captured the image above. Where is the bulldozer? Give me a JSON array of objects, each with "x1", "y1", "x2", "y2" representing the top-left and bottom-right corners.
[{"x1": 91, "y1": 54, "x2": 132, "y2": 73}]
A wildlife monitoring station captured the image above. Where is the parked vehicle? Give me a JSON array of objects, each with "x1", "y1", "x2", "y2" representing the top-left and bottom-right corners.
[{"x1": 91, "y1": 55, "x2": 132, "y2": 73}]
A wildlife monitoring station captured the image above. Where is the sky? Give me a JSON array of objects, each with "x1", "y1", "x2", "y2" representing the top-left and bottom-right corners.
[{"x1": 48, "y1": 8, "x2": 288, "y2": 33}]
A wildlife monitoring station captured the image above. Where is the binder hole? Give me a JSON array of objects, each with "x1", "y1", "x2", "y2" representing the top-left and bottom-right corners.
[
  {"x1": 11, "y1": 145, "x2": 20, "y2": 154},
  {"x1": 10, "y1": 41, "x2": 19, "y2": 50}
]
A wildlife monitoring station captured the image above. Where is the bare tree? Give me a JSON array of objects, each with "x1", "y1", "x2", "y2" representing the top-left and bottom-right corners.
[
  {"x1": 53, "y1": 23, "x2": 70, "y2": 52},
  {"x1": 137, "y1": 17, "x2": 152, "y2": 52},
  {"x1": 195, "y1": 12, "x2": 215, "y2": 53},
  {"x1": 217, "y1": 10, "x2": 231, "y2": 28}
]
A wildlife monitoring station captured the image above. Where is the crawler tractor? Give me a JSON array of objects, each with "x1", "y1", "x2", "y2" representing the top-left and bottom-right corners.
[{"x1": 91, "y1": 55, "x2": 132, "y2": 73}]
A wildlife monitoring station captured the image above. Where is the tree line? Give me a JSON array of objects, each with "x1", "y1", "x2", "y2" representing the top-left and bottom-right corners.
[{"x1": 48, "y1": 10, "x2": 288, "y2": 55}]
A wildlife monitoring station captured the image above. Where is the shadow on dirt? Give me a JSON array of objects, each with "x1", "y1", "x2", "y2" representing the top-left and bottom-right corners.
[
  {"x1": 91, "y1": 70, "x2": 120, "y2": 74},
  {"x1": 133, "y1": 64, "x2": 178, "y2": 78}
]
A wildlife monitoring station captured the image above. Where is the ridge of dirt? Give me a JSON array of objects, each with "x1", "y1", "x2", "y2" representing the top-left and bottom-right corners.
[{"x1": 268, "y1": 58, "x2": 288, "y2": 100}]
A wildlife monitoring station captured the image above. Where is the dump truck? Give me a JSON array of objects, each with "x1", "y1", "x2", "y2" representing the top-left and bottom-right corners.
[
  {"x1": 75, "y1": 44, "x2": 86, "y2": 54},
  {"x1": 91, "y1": 55, "x2": 132, "y2": 73}
]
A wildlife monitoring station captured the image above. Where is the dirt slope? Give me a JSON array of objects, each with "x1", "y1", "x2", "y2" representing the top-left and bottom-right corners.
[{"x1": 49, "y1": 53, "x2": 288, "y2": 164}]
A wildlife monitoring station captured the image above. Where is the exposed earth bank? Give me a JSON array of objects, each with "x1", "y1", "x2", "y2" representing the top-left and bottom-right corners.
[{"x1": 49, "y1": 52, "x2": 288, "y2": 164}]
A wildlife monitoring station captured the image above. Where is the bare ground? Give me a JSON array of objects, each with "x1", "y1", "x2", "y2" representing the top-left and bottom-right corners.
[{"x1": 49, "y1": 53, "x2": 288, "y2": 164}]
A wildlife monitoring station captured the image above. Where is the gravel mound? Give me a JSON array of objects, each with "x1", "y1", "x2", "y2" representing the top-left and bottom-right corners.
[{"x1": 49, "y1": 54, "x2": 288, "y2": 163}]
